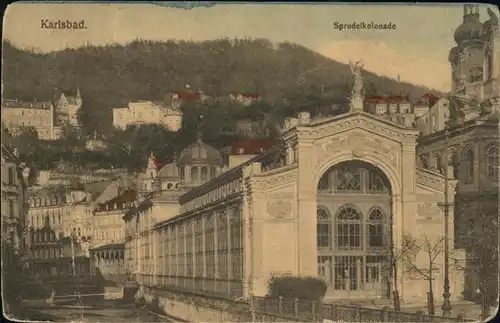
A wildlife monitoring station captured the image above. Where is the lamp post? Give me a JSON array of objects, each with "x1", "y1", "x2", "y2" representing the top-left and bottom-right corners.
[{"x1": 439, "y1": 129, "x2": 452, "y2": 317}]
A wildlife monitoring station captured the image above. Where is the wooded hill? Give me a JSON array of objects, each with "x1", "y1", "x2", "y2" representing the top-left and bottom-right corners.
[{"x1": 2, "y1": 38, "x2": 441, "y2": 136}]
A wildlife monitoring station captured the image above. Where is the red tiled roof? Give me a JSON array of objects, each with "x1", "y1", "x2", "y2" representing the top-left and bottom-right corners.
[
  {"x1": 417, "y1": 93, "x2": 440, "y2": 105},
  {"x1": 230, "y1": 139, "x2": 274, "y2": 155},
  {"x1": 364, "y1": 95, "x2": 411, "y2": 104},
  {"x1": 170, "y1": 92, "x2": 201, "y2": 101},
  {"x1": 151, "y1": 155, "x2": 165, "y2": 170}
]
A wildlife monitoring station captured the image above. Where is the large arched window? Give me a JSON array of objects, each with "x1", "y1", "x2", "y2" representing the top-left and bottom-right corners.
[
  {"x1": 336, "y1": 205, "x2": 362, "y2": 250},
  {"x1": 462, "y1": 148, "x2": 475, "y2": 183},
  {"x1": 487, "y1": 145, "x2": 499, "y2": 181},
  {"x1": 367, "y1": 208, "x2": 385, "y2": 247},
  {"x1": 317, "y1": 208, "x2": 332, "y2": 248}
]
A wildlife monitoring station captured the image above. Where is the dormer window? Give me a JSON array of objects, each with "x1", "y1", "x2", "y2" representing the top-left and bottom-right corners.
[{"x1": 192, "y1": 147, "x2": 199, "y2": 158}]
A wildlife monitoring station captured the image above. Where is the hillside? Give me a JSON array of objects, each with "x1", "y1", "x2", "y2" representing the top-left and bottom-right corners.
[{"x1": 2, "y1": 38, "x2": 441, "y2": 135}]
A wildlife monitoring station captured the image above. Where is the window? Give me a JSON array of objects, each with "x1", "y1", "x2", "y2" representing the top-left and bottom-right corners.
[
  {"x1": 237, "y1": 148, "x2": 245, "y2": 154},
  {"x1": 191, "y1": 167, "x2": 198, "y2": 181},
  {"x1": 367, "y1": 208, "x2": 385, "y2": 247},
  {"x1": 376, "y1": 106, "x2": 386, "y2": 115},
  {"x1": 210, "y1": 167, "x2": 217, "y2": 179},
  {"x1": 469, "y1": 67, "x2": 483, "y2": 83},
  {"x1": 201, "y1": 167, "x2": 208, "y2": 181},
  {"x1": 8, "y1": 199, "x2": 14, "y2": 219},
  {"x1": 192, "y1": 147, "x2": 200, "y2": 158},
  {"x1": 487, "y1": 52, "x2": 493, "y2": 80},
  {"x1": 8, "y1": 167, "x2": 15, "y2": 185},
  {"x1": 336, "y1": 167, "x2": 361, "y2": 191},
  {"x1": 487, "y1": 145, "x2": 499, "y2": 180},
  {"x1": 462, "y1": 148, "x2": 475, "y2": 183},
  {"x1": 317, "y1": 208, "x2": 331, "y2": 248},
  {"x1": 336, "y1": 206, "x2": 362, "y2": 249},
  {"x1": 435, "y1": 153, "x2": 444, "y2": 174}
]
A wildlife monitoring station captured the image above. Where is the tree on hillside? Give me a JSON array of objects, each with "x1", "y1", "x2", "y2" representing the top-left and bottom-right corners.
[
  {"x1": 2, "y1": 39, "x2": 441, "y2": 136},
  {"x1": 107, "y1": 124, "x2": 176, "y2": 172}
]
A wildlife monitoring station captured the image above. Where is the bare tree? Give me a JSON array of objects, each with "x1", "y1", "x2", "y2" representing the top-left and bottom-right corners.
[
  {"x1": 403, "y1": 234, "x2": 446, "y2": 315},
  {"x1": 385, "y1": 233, "x2": 418, "y2": 311}
]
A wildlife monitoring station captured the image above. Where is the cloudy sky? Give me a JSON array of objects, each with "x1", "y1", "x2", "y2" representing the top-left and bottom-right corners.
[{"x1": 3, "y1": 2, "x2": 499, "y2": 92}]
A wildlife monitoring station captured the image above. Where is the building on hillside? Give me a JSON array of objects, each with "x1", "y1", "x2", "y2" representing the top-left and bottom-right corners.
[
  {"x1": 1, "y1": 87, "x2": 82, "y2": 140},
  {"x1": 121, "y1": 6, "x2": 500, "y2": 307},
  {"x1": 363, "y1": 95, "x2": 415, "y2": 127},
  {"x1": 1, "y1": 146, "x2": 30, "y2": 265},
  {"x1": 229, "y1": 93, "x2": 261, "y2": 106},
  {"x1": 234, "y1": 119, "x2": 267, "y2": 138},
  {"x1": 112, "y1": 100, "x2": 182, "y2": 132}
]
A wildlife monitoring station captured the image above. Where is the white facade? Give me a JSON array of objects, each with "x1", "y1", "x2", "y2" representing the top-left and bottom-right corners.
[{"x1": 112, "y1": 101, "x2": 182, "y2": 132}]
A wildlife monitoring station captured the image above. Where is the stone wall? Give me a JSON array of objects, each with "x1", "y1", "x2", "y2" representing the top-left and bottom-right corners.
[{"x1": 135, "y1": 285, "x2": 252, "y2": 322}]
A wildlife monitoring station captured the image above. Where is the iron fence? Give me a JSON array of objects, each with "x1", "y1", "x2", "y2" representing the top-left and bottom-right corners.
[{"x1": 252, "y1": 296, "x2": 473, "y2": 322}]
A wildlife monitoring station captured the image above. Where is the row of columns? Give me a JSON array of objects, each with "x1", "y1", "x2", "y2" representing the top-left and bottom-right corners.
[{"x1": 134, "y1": 203, "x2": 243, "y2": 293}]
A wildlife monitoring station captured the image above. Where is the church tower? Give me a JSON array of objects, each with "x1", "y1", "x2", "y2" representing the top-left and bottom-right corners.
[{"x1": 449, "y1": 4, "x2": 485, "y2": 94}]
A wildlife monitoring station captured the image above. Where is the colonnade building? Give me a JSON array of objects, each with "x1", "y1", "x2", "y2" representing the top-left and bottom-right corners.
[{"x1": 122, "y1": 4, "x2": 499, "y2": 305}]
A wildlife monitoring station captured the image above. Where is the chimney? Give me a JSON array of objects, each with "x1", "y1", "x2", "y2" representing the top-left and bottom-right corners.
[{"x1": 298, "y1": 112, "x2": 310, "y2": 125}]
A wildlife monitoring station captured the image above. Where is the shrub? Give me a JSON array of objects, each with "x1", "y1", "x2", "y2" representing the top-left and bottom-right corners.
[{"x1": 267, "y1": 275, "x2": 327, "y2": 301}]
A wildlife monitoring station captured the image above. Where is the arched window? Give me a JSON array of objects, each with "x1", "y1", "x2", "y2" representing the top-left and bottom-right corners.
[
  {"x1": 191, "y1": 167, "x2": 198, "y2": 181},
  {"x1": 201, "y1": 167, "x2": 208, "y2": 181},
  {"x1": 462, "y1": 148, "x2": 475, "y2": 183},
  {"x1": 336, "y1": 206, "x2": 362, "y2": 249},
  {"x1": 435, "y1": 153, "x2": 444, "y2": 174},
  {"x1": 487, "y1": 145, "x2": 499, "y2": 180},
  {"x1": 450, "y1": 152, "x2": 459, "y2": 179},
  {"x1": 367, "y1": 208, "x2": 385, "y2": 247},
  {"x1": 317, "y1": 208, "x2": 331, "y2": 248}
]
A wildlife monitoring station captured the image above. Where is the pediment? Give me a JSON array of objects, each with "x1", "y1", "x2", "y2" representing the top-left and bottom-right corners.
[{"x1": 296, "y1": 112, "x2": 419, "y2": 144}]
